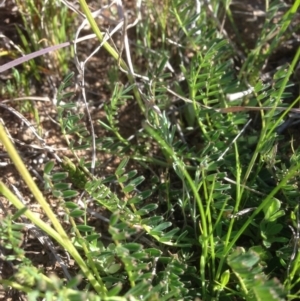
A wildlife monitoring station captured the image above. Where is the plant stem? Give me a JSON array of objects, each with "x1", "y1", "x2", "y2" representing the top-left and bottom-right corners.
[{"x1": 78, "y1": 0, "x2": 145, "y2": 114}]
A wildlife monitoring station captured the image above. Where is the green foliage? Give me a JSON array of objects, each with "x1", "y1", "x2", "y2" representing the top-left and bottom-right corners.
[
  {"x1": 14, "y1": 0, "x2": 73, "y2": 75},
  {"x1": 227, "y1": 248, "x2": 286, "y2": 301},
  {"x1": 0, "y1": 213, "x2": 26, "y2": 261},
  {"x1": 240, "y1": 0, "x2": 300, "y2": 83},
  {"x1": 1, "y1": 0, "x2": 300, "y2": 300}
]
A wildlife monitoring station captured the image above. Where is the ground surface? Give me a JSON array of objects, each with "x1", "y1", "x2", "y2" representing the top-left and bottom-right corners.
[
  {"x1": 0, "y1": 0, "x2": 300, "y2": 300},
  {"x1": 0, "y1": 1, "x2": 146, "y2": 299}
]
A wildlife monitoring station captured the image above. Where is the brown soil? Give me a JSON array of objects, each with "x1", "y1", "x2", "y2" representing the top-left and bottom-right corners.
[
  {"x1": 0, "y1": 0, "x2": 142, "y2": 299},
  {"x1": 0, "y1": 0, "x2": 300, "y2": 299}
]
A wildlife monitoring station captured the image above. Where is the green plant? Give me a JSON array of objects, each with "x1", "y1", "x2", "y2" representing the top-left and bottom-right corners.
[{"x1": 1, "y1": 0, "x2": 300, "y2": 300}]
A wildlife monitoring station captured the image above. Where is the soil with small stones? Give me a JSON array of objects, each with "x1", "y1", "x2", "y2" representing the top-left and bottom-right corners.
[
  {"x1": 0, "y1": 1, "x2": 141, "y2": 299},
  {"x1": 0, "y1": 0, "x2": 300, "y2": 300}
]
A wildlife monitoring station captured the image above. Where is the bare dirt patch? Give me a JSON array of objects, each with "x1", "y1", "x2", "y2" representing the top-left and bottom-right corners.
[{"x1": 1, "y1": 0, "x2": 300, "y2": 299}]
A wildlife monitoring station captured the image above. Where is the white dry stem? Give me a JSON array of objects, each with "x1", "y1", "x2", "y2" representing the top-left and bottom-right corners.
[
  {"x1": 228, "y1": 207, "x2": 257, "y2": 219},
  {"x1": 223, "y1": 176, "x2": 266, "y2": 196},
  {"x1": 0, "y1": 105, "x2": 63, "y2": 163},
  {"x1": 60, "y1": 0, "x2": 85, "y2": 18},
  {"x1": 1, "y1": 96, "x2": 51, "y2": 103},
  {"x1": 70, "y1": 0, "x2": 148, "y2": 175},
  {"x1": 0, "y1": 33, "x2": 24, "y2": 57},
  {"x1": 217, "y1": 119, "x2": 252, "y2": 161},
  {"x1": 71, "y1": 0, "x2": 134, "y2": 176},
  {"x1": 226, "y1": 86, "x2": 255, "y2": 102}
]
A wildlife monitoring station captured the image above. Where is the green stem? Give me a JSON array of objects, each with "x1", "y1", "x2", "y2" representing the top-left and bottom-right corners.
[
  {"x1": 143, "y1": 121, "x2": 209, "y2": 298},
  {"x1": 220, "y1": 160, "x2": 300, "y2": 265},
  {"x1": 216, "y1": 141, "x2": 242, "y2": 280},
  {"x1": 0, "y1": 122, "x2": 107, "y2": 297},
  {"x1": 78, "y1": 0, "x2": 145, "y2": 114}
]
